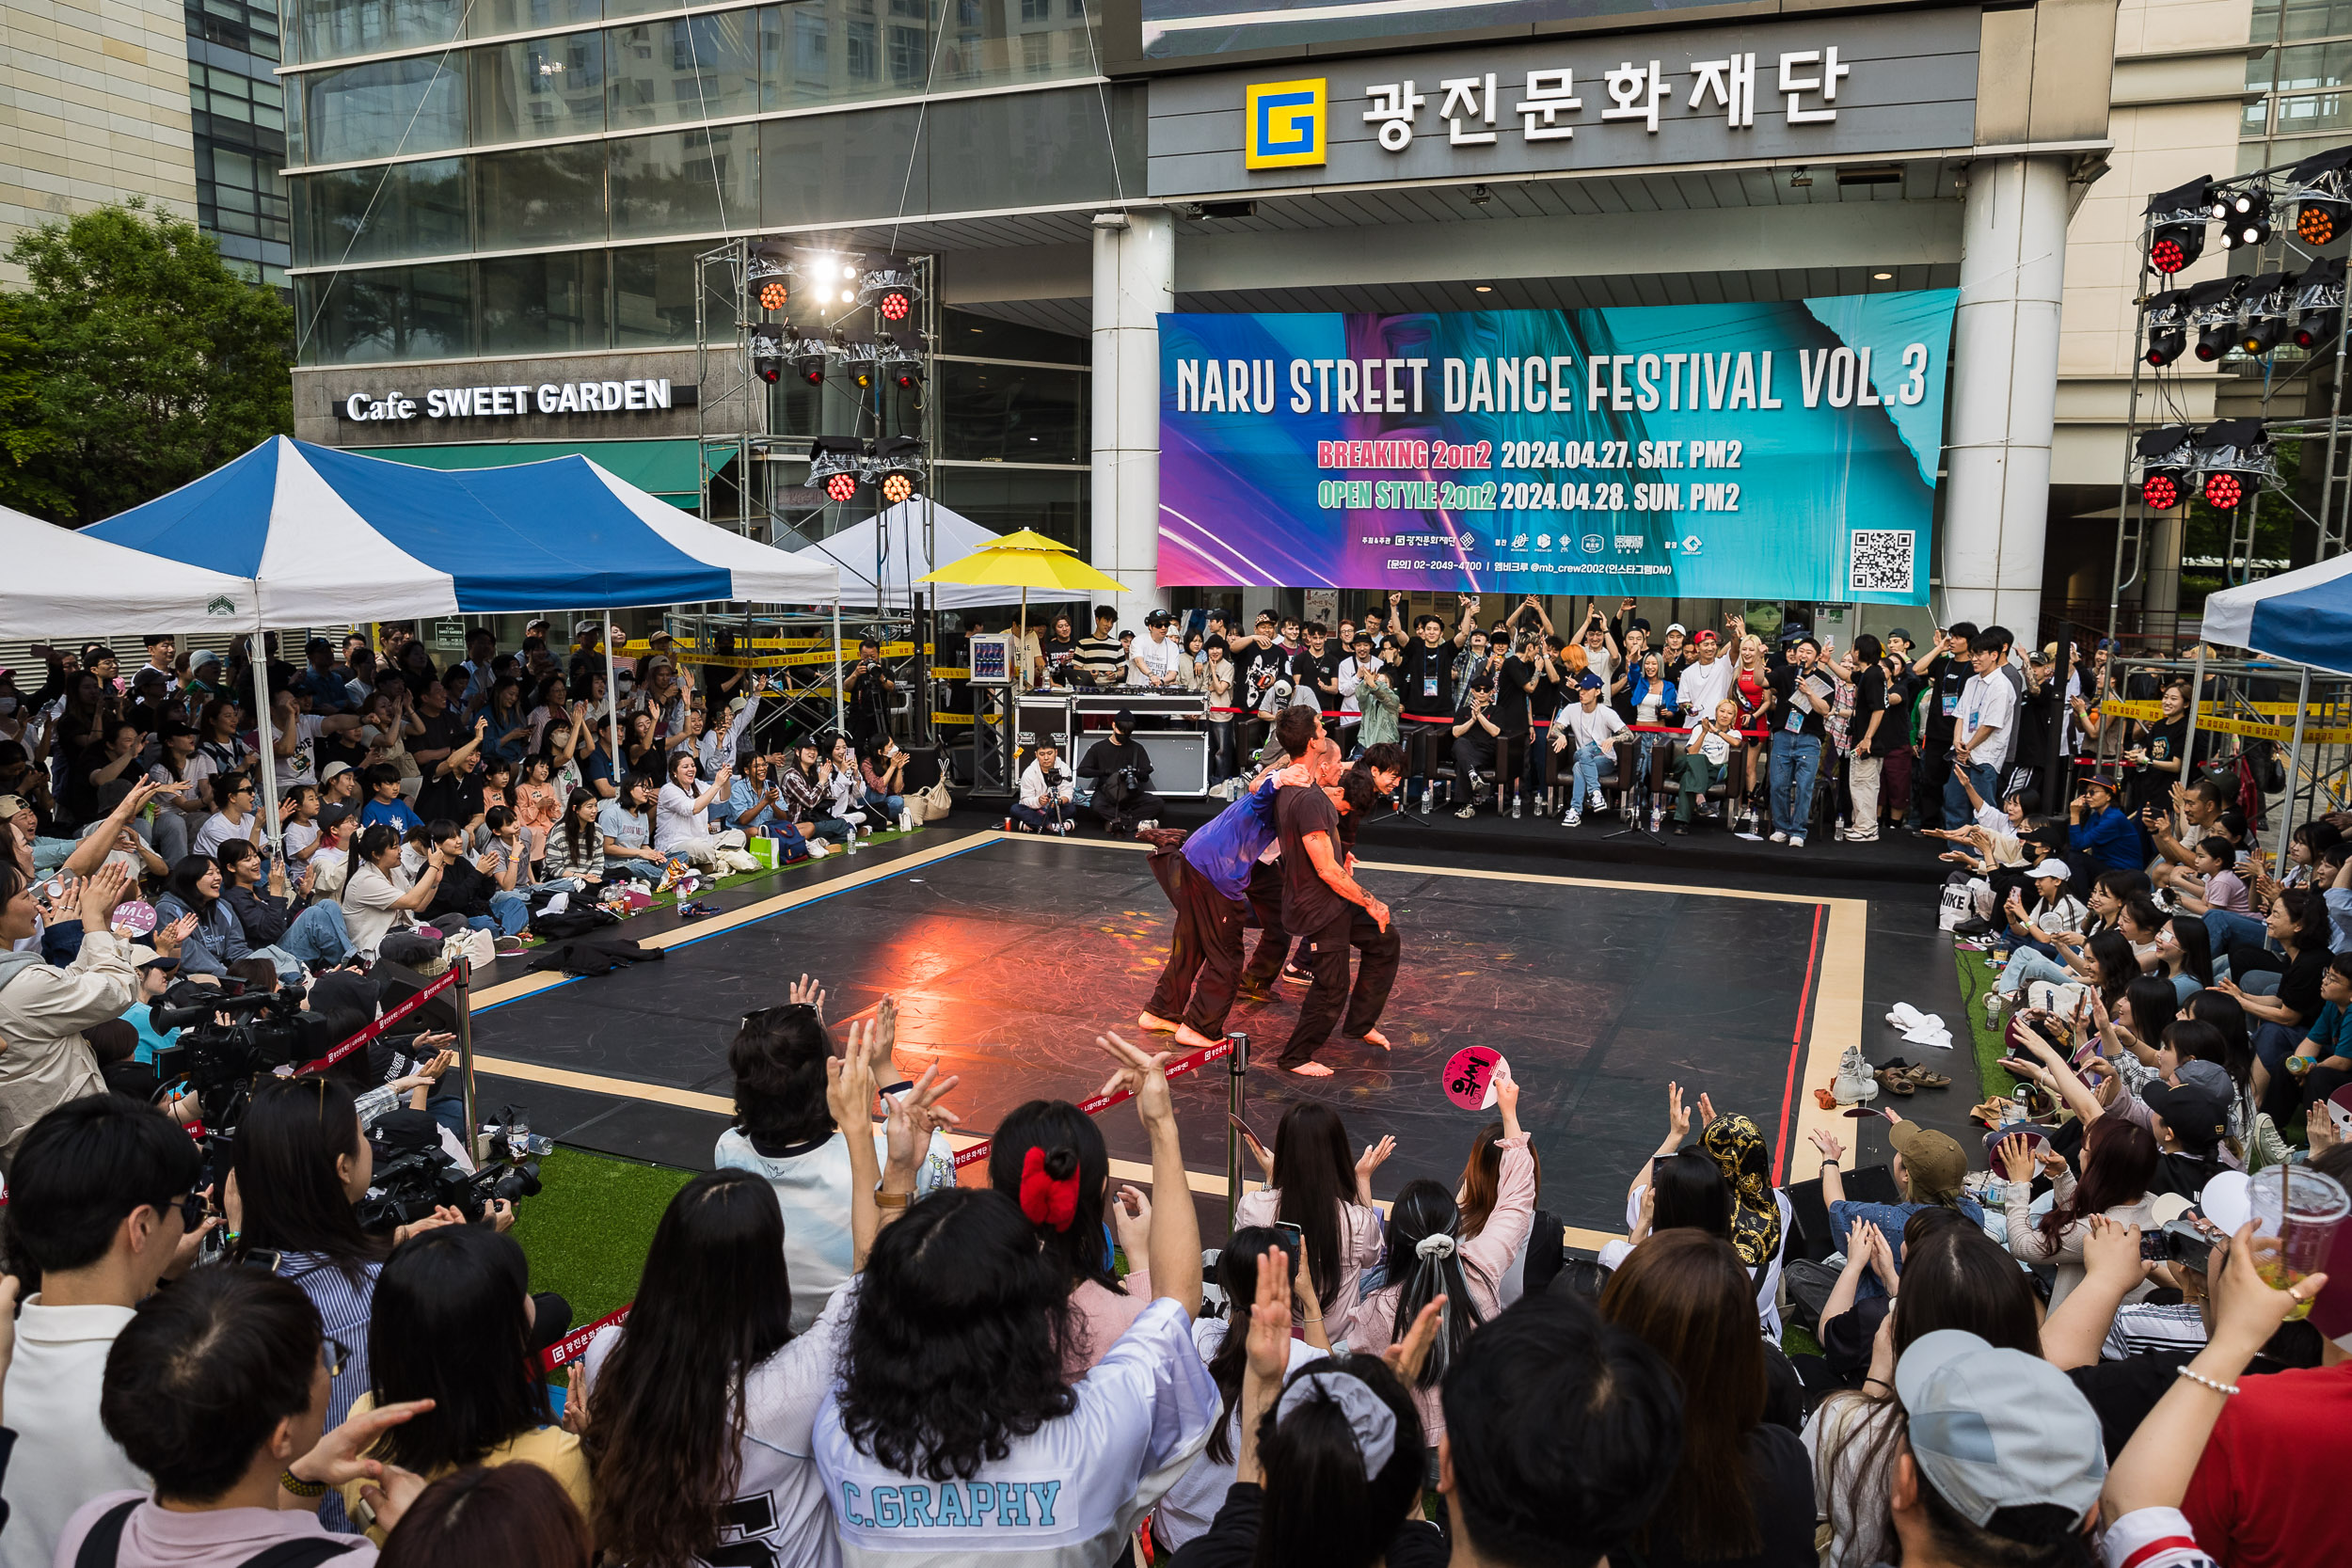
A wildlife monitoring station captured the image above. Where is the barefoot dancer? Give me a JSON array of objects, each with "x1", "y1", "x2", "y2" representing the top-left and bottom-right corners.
[
  {"x1": 1272, "y1": 713, "x2": 1401, "y2": 1077},
  {"x1": 1137, "y1": 743, "x2": 1310, "y2": 1051}
]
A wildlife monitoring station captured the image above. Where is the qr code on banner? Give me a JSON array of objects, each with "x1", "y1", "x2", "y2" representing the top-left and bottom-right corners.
[{"x1": 1850, "y1": 530, "x2": 1915, "y2": 595}]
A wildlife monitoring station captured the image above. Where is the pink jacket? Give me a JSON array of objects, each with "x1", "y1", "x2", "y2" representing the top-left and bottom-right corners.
[
  {"x1": 1232, "y1": 1187, "x2": 1386, "y2": 1327},
  {"x1": 513, "y1": 780, "x2": 562, "y2": 832},
  {"x1": 1340, "y1": 1134, "x2": 1535, "y2": 1443}
]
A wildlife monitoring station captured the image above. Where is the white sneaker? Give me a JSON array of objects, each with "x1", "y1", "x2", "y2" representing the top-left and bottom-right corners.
[
  {"x1": 1563, "y1": 809, "x2": 1581, "y2": 827},
  {"x1": 1769, "y1": 830, "x2": 1788, "y2": 844},
  {"x1": 1589, "y1": 791, "x2": 1606, "y2": 813},
  {"x1": 807, "y1": 840, "x2": 832, "y2": 857},
  {"x1": 1455, "y1": 804, "x2": 1477, "y2": 818},
  {"x1": 1789, "y1": 835, "x2": 1806, "y2": 849},
  {"x1": 1137, "y1": 819, "x2": 1158, "y2": 832}
]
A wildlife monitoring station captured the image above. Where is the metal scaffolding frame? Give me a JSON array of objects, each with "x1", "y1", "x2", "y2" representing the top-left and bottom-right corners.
[
  {"x1": 689, "y1": 239, "x2": 943, "y2": 752},
  {"x1": 2111, "y1": 155, "x2": 2352, "y2": 655}
]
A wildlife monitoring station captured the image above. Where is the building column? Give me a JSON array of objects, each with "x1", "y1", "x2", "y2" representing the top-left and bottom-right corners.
[
  {"x1": 1090, "y1": 208, "x2": 1173, "y2": 618},
  {"x1": 1940, "y1": 154, "x2": 2071, "y2": 636}
]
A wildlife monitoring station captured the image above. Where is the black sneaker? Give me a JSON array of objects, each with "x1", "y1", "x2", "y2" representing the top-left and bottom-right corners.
[{"x1": 1950, "y1": 916, "x2": 1996, "y2": 937}]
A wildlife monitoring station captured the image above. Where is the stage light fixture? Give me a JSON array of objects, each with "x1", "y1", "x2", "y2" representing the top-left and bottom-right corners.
[
  {"x1": 2237, "y1": 272, "x2": 2293, "y2": 356},
  {"x1": 2145, "y1": 324, "x2": 2186, "y2": 366},
  {"x1": 2145, "y1": 177, "x2": 2214, "y2": 275},
  {"x1": 749, "y1": 323, "x2": 787, "y2": 385},
  {"x1": 2189, "y1": 419, "x2": 2274, "y2": 514},
  {"x1": 2289, "y1": 145, "x2": 2352, "y2": 246},
  {"x1": 2215, "y1": 186, "x2": 2273, "y2": 250},
  {"x1": 872, "y1": 435, "x2": 924, "y2": 505},
  {"x1": 2135, "y1": 425, "x2": 2195, "y2": 512},
  {"x1": 2184, "y1": 276, "x2": 2248, "y2": 361},
  {"x1": 860, "y1": 254, "x2": 921, "y2": 324},
  {"x1": 2293, "y1": 254, "x2": 2347, "y2": 349},
  {"x1": 805, "y1": 436, "x2": 871, "y2": 503},
  {"x1": 794, "y1": 352, "x2": 826, "y2": 387}
]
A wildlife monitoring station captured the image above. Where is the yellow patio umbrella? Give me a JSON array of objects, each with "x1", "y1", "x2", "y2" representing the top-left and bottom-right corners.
[{"x1": 916, "y1": 531, "x2": 1126, "y2": 673}]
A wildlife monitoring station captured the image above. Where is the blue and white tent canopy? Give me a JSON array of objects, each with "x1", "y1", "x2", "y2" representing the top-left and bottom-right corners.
[
  {"x1": 2201, "y1": 554, "x2": 2352, "y2": 676},
  {"x1": 84, "y1": 436, "x2": 836, "y2": 624}
]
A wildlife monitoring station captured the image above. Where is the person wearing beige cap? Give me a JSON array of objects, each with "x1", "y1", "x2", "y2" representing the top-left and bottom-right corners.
[
  {"x1": 0, "y1": 862, "x2": 139, "y2": 1169},
  {"x1": 1808, "y1": 1117, "x2": 1985, "y2": 1303}
]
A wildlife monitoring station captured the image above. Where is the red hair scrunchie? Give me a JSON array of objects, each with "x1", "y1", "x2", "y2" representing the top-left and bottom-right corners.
[{"x1": 1019, "y1": 1145, "x2": 1081, "y2": 1231}]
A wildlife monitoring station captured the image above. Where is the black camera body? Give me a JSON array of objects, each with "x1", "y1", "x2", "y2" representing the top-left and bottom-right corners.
[
  {"x1": 150, "y1": 979, "x2": 339, "y2": 1103},
  {"x1": 353, "y1": 1107, "x2": 543, "y2": 1232}
]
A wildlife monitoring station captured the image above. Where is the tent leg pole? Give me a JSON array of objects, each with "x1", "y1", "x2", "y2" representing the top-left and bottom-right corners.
[
  {"x1": 249, "y1": 612, "x2": 282, "y2": 861},
  {"x1": 604, "y1": 610, "x2": 623, "y2": 787},
  {"x1": 2280, "y1": 665, "x2": 2311, "y2": 873},
  {"x1": 834, "y1": 598, "x2": 845, "y2": 736}
]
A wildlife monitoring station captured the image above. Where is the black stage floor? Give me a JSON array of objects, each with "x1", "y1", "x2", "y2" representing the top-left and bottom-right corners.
[{"x1": 469, "y1": 830, "x2": 1979, "y2": 1241}]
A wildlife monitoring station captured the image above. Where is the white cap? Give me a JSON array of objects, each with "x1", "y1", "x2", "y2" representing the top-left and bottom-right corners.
[
  {"x1": 2027, "y1": 858, "x2": 2071, "y2": 880},
  {"x1": 1666, "y1": 623, "x2": 1687, "y2": 635}
]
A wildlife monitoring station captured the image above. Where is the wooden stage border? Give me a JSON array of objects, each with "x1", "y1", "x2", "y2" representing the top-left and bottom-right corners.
[{"x1": 469, "y1": 830, "x2": 1870, "y2": 1252}]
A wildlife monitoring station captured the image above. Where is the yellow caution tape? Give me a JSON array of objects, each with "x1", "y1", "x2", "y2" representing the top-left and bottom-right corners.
[
  {"x1": 931, "y1": 712, "x2": 975, "y2": 725},
  {"x1": 2097, "y1": 698, "x2": 2352, "y2": 745}
]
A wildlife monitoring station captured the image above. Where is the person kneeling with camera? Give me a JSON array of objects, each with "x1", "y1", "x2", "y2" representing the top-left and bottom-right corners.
[
  {"x1": 1011, "y1": 743, "x2": 1076, "y2": 835},
  {"x1": 1080, "y1": 709, "x2": 1165, "y2": 838}
]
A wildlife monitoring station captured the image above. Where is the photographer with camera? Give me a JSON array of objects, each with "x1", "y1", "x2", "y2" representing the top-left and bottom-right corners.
[
  {"x1": 845, "y1": 639, "x2": 895, "y2": 746},
  {"x1": 1011, "y1": 742, "x2": 1076, "y2": 835},
  {"x1": 1080, "y1": 709, "x2": 1165, "y2": 838},
  {"x1": 225, "y1": 1074, "x2": 486, "y2": 1528},
  {"x1": 0, "y1": 1094, "x2": 209, "y2": 1568},
  {"x1": 0, "y1": 861, "x2": 138, "y2": 1169}
]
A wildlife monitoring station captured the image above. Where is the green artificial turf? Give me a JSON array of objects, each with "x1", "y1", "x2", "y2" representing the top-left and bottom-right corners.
[
  {"x1": 510, "y1": 1148, "x2": 696, "y2": 1324},
  {"x1": 1953, "y1": 946, "x2": 2020, "y2": 1106}
]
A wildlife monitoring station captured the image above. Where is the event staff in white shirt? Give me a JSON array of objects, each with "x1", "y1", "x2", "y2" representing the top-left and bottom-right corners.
[
  {"x1": 1676, "y1": 628, "x2": 1735, "y2": 719},
  {"x1": 1131, "y1": 610, "x2": 1184, "y2": 688},
  {"x1": 1943, "y1": 629, "x2": 2019, "y2": 830},
  {"x1": 1549, "y1": 673, "x2": 1628, "y2": 828}
]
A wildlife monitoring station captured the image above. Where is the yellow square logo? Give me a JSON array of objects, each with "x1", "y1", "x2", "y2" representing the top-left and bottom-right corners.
[{"x1": 1246, "y1": 79, "x2": 1327, "y2": 169}]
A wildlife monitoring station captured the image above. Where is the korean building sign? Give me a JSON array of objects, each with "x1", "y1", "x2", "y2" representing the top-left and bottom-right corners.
[{"x1": 1148, "y1": 8, "x2": 1980, "y2": 195}]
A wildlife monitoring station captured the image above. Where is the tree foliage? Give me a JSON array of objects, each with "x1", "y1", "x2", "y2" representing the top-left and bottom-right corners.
[{"x1": 0, "y1": 199, "x2": 293, "y2": 524}]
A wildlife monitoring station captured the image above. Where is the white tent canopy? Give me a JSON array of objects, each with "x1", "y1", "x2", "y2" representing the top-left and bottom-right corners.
[
  {"x1": 795, "y1": 499, "x2": 1015, "y2": 610},
  {"x1": 0, "y1": 504, "x2": 261, "y2": 638}
]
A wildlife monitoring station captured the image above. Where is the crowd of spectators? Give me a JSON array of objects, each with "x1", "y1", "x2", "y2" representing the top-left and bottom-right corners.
[
  {"x1": 1000, "y1": 595, "x2": 2122, "y2": 852},
  {"x1": 0, "y1": 955, "x2": 2334, "y2": 1568}
]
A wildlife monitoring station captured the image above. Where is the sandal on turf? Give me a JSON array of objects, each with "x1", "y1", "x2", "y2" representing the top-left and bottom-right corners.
[{"x1": 1873, "y1": 1067, "x2": 1917, "y2": 1096}]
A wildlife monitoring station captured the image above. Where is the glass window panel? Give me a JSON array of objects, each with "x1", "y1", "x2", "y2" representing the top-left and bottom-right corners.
[
  {"x1": 929, "y1": 464, "x2": 1087, "y2": 554},
  {"x1": 472, "y1": 0, "x2": 600, "y2": 38},
  {"x1": 471, "y1": 30, "x2": 606, "y2": 144},
  {"x1": 924, "y1": 85, "x2": 1136, "y2": 214},
  {"x1": 305, "y1": 55, "x2": 468, "y2": 165},
  {"x1": 2281, "y1": 0, "x2": 2352, "y2": 40},
  {"x1": 609, "y1": 124, "x2": 758, "y2": 236},
  {"x1": 293, "y1": 157, "x2": 468, "y2": 266},
  {"x1": 478, "y1": 250, "x2": 610, "y2": 353},
  {"x1": 292, "y1": 0, "x2": 465, "y2": 66},
  {"x1": 607, "y1": 11, "x2": 764, "y2": 130},
  {"x1": 761, "y1": 103, "x2": 920, "y2": 227},
  {"x1": 935, "y1": 359, "x2": 1086, "y2": 462},
  {"x1": 602, "y1": 0, "x2": 684, "y2": 21},
  {"x1": 474, "y1": 143, "x2": 607, "y2": 248},
  {"x1": 932, "y1": 0, "x2": 1096, "y2": 87},
  {"x1": 2278, "y1": 89, "x2": 2352, "y2": 133},
  {"x1": 298, "y1": 261, "x2": 473, "y2": 364},
  {"x1": 612, "y1": 240, "x2": 735, "y2": 345},
  {"x1": 943, "y1": 307, "x2": 1086, "y2": 364},
  {"x1": 885, "y1": 22, "x2": 924, "y2": 84},
  {"x1": 846, "y1": 18, "x2": 877, "y2": 79}
]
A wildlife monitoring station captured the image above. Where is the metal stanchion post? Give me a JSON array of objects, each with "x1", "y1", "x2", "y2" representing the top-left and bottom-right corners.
[
  {"x1": 1225, "y1": 1030, "x2": 1248, "y2": 1233},
  {"x1": 456, "y1": 956, "x2": 479, "y2": 1160}
]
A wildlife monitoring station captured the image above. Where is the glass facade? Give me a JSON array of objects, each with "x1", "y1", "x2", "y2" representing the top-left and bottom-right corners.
[
  {"x1": 2247, "y1": 1, "x2": 2352, "y2": 169},
  {"x1": 188, "y1": 0, "x2": 293, "y2": 286}
]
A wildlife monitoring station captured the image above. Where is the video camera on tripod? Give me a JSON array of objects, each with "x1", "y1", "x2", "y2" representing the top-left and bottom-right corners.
[{"x1": 148, "y1": 978, "x2": 340, "y2": 1110}]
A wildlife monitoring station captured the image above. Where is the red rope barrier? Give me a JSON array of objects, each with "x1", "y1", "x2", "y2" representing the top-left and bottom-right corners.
[
  {"x1": 951, "y1": 1036, "x2": 1234, "y2": 1169},
  {"x1": 297, "y1": 968, "x2": 463, "y2": 1075}
]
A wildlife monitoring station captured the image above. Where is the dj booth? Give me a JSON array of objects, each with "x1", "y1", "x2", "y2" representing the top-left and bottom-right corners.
[{"x1": 1012, "y1": 689, "x2": 1214, "y2": 798}]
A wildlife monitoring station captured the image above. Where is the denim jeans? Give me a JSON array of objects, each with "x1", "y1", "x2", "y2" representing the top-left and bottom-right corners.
[
  {"x1": 274, "y1": 900, "x2": 352, "y2": 971},
  {"x1": 607, "y1": 858, "x2": 661, "y2": 884},
  {"x1": 1569, "y1": 741, "x2": 1608, "y2": 809},
  {"x1": 1996, "y1": 946, "x2": 2075, "y2": 998},
  {"x1": 1769, "y1": 734, "x2": 1824, "y2": 838},
  {"x1": 1942, "y1": 761, "x2": 1998, "y2": 830},
  {"x1": 2203, "y1": 908, "x2": 2270, "y2": 963},
  {"x1": 863, "y1": 788, "x2": 906, "y2": 821}
]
